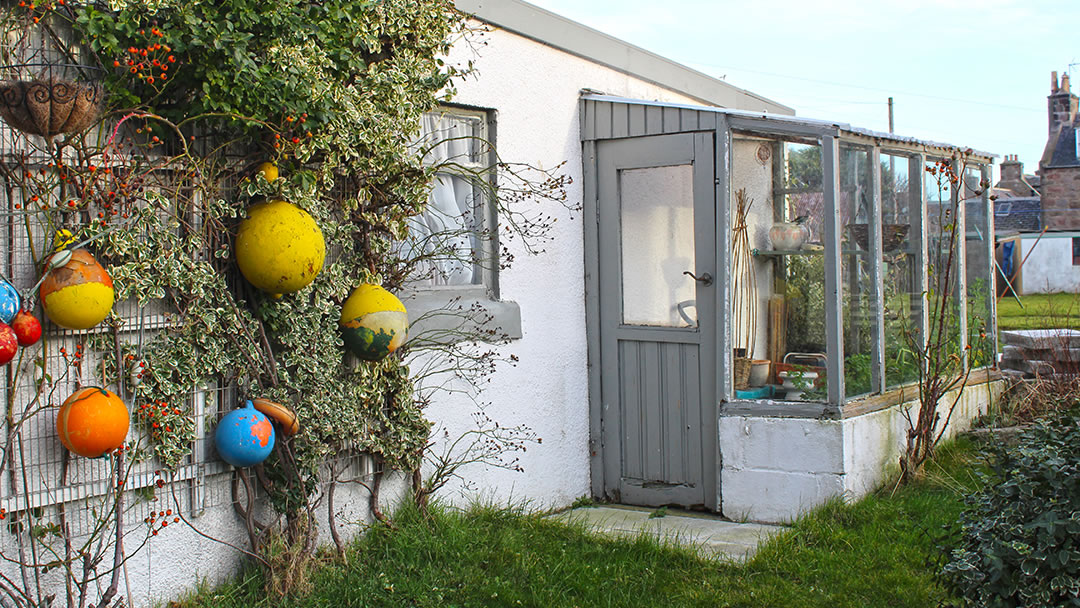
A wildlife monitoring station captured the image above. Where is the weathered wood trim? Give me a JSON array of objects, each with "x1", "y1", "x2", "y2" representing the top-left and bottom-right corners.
[
  {"x1": 721, "y1": 369, "x2": 1002, "y2": 420},
  {"x1": 582, "y1": 137, "x2": 604, "y2": 499}
]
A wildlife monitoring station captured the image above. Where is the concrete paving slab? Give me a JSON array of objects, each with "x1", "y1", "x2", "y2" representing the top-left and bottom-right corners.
[
  {"x1": 550, "y1": 505, "x2": 786, "y2": 562},
  {"x1": 1002, "y1": 329, "x2": 1080, "y2": 349}
]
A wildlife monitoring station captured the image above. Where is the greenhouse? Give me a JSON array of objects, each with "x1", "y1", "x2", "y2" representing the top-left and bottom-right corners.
[{"x1": 581, "y1": 94, "x2": 998, "y2": 519}]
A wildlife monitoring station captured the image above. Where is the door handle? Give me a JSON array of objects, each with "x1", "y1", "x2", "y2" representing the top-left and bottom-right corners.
[{"x1": 683, "y1": 271, "x2": 713, "y2": 286}]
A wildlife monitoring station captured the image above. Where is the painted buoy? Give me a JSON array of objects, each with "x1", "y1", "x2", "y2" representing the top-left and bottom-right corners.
[
  {"x1": 235, "y1": 200, "x2": 325, "y2": 297},
  {"x1": 11, "y1": 310, "x2": 41, "y2": 346},
  {"x1": 0, "y1": 279, "x2": 20, "y2": 324},
  {"x1": 56, "y1": 387, "x2": 129, "y2": 458},
  {"x1": 39, "y1": 249, "x2": 114, "y2": 330},
  {"x1": 0, "y1": 323, "x2": 16, "y2": 366},
  {"x1": 255, "y1": 162, "x2": 279, "y2": 182},
  {"x1": 339, "y1": 284, "x2": 408, "y2": 361},
  {"x1": 214, "y1": 400, "x2": 275, "y2": 467},
  {"x1": 251, "y1": 397, "x2": 299, "y2": 436}
]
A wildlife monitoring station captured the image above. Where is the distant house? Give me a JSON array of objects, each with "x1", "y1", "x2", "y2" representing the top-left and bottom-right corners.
[{"x1": 994, "y1": 71, "x2": 1080, "y2": 294}]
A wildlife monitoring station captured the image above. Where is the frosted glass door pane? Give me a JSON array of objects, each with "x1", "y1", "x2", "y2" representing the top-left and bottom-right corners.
[{"x1": 620, "y1": 164, "x2": 696, "y2": 327}]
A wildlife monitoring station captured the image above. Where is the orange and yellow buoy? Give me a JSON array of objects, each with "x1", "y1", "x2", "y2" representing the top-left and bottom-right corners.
[
  {"x1": 39, "y1": 249, "x2": 115, "y2": 330},
  {"x1": 56, "y1": 387, "x2": 129, "y2": 458}
]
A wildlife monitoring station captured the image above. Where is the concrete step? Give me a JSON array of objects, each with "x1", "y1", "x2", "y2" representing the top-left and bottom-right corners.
[{"x1": 550, "y1": 505, "x2": 786, "y2": 562}]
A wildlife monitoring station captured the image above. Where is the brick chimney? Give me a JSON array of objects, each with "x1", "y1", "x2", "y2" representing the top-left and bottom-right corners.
[
  {"x1": 995, "y1": 154, "x2": 1037, "y2": 197},
  {"x1": 1048, "y1": 70, "x2": 1078, "y2": 135},
  {"x1": 1000, "y1": 154, "x2": 1023, "y2": 182}
]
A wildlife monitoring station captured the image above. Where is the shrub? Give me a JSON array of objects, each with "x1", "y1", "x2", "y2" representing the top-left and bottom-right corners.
[{"x1": 941, "y1": 409, "x2": 1080, "y2": 607}]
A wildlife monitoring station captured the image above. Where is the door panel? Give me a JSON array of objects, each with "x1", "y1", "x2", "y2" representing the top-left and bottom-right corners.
[{"x1": 597, "y1": 132, "x2": 716, "y2": 508}]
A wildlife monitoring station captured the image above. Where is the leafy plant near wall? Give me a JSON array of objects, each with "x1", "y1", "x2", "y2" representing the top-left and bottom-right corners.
[
  {"x1": 942, "y1": 408, "x2": 1080, "y2": 607},
  {"x1": 0, "y1": 1, "x2": 569, "y2": 603}
]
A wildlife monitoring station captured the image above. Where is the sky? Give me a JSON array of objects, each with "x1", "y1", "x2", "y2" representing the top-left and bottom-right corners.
[{"x1": 525, "y1": 0, "x2": 1079, "y2": 181}]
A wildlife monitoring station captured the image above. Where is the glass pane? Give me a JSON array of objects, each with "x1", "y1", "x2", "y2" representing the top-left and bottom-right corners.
[
  {"x1": 728, "y1": 134, "x2": 827, "y2": 402},
  {"x1": 406, "y1": 173, "x2": 483, "y2": 286},
  {"x1": 620, "y1": 164, "x2": 697, "y2": 327},
  {"x1": 964, "y1": 164, "x2": 992, "y2": 366},
  {"x1": 780, "y1": 140, "x2": 829, "y2": 402},
  {"x1": 839, "y1": 145, "x2": 876, "y2": 399},
  {"x1": 785, "y1": 142, "x2": 825, "y2": 248},
  {"x1": 882, "y1": 154, "x2": 920, "y2": 388},
  {"x1": 926, "y1": 159, "x2": 962, "y2": 358},
  {"x1": 416, "y1": 112, "x2": 485, "y2": 165}
]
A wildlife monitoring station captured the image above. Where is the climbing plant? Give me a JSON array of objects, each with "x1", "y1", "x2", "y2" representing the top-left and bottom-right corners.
[{"x1": 0, "y1": 0, "x2": 568, "y2": 603}]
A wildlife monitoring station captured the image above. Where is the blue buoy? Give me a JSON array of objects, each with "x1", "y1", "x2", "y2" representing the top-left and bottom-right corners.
[{"x1": 214, "y1": 400, "x2": 275, "y2": 467}]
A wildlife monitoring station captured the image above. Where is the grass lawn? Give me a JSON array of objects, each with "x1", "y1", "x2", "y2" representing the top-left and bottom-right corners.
[
  {"x1": 176, "y1": 440, "x2": 984, "y2": 608},
  {"x1": 997, "y1": 292, "x2": 1080, "y2": 330}
]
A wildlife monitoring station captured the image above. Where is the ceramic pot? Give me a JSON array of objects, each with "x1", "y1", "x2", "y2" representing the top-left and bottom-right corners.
[
  {"x1": 769, "y1": 221, "x2": 810, "y2": 251},
  {"x1": 778, "y1": 370, "x2": 818, "y2": 401},
  {"x1": 748, "y1": 360, "x2": 771, "y2": 387}
]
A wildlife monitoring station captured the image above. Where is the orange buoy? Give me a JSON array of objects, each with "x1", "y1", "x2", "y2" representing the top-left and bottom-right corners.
[{"x1": 56, "y1": 387, "x2": 129, "y2": 458}]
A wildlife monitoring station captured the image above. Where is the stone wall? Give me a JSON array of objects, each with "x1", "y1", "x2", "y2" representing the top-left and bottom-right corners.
[{"x1": 1041, "y1": 166, "x2": 1080, "y2": 231}]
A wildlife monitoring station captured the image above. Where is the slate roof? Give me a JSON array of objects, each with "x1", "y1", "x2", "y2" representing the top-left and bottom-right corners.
[
  {"x1": 993, "y1": 197, "x2": 1043, "y2": 232},
  {"x1": 1042, "y1": 122, "x2": 1080, "y2": 168}
]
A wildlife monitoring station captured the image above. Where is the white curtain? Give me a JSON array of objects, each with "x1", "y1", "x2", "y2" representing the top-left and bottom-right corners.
[{"x1": 408, "y1": 112, "x2": 483, "y2": 286}]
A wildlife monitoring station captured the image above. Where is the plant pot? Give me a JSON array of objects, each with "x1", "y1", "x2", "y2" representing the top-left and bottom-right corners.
[
  {"x1": 769, "y1": 220, "x2": 810, "y2": 251},
  {"x1": 748, "y1": 359, "x2": 771, "y2": 387},
  {"x1": 773, "y1": 362, "x2": 826, "y2": 388},
  {"x1": 778, "y1": 370, "x2": 819, "y2": 401}
]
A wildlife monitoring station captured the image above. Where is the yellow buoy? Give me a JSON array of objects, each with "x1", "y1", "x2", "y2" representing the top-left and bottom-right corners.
[
  {"x1": 53, "y1": 229, "x2": 77, "y2": 251},
  {"x1": 235, "y1": 200, "x2": 325, "y2": 297},
  {"x1": 339, "y1": 284, "x2": 408, "y2": 361},
  {"x1": 255, "y1": 162, "x2": 279, "y2": 182}
]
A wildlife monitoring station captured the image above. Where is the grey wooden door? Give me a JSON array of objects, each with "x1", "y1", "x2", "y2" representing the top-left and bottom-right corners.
[{"x1": 596, "y1": 132, "x2": 716, "y2": 508}]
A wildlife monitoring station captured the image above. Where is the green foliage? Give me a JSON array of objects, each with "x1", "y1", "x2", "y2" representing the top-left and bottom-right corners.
[
  {"x1": 844, "y1": 353, "x2": 872, "y2": 396},
  {"x1": 15, "y1": 0, "x2": 464, "y2": 501},
  {"x1": 75, "y1": 0, "x2": 460, "y2": 145},
  {"x1": 942, "y1": 410, "x2": 1080, "y2": 607}
]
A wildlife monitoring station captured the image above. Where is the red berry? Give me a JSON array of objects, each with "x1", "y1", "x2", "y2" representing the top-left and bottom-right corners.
[{"x1": 11, "y1": 311, "x2": 41, "y2": 346}]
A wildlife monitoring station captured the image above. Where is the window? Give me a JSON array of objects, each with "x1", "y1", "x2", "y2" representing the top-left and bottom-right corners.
[
  {"x1": 410, "y1": 108, "x2": 493, "y2": 290},
  {"x1": 403, "y1": 106, "x2": 523, "y2": 340},
  {"x1": 1073, "y1": 236, "x2": 1080, "y2": 266}
]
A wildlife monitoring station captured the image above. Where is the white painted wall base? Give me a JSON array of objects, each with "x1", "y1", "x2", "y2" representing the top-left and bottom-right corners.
[
  {"x1": 719, "y1": 378, "x2": 1001, "y2": 523},
  {"x1": 0, "y1": 470, "x2": 411, "y2": 608}
]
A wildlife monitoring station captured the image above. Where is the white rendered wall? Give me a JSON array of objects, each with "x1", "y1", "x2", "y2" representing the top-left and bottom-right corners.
[
  {"x1": 719, "y1": 378, "x2": 1000, "y2": 523},
  {"x1": 0, "y1": 469, "x2": 410, "y2": 608},
  {"x1": 422, "y1": 25, "x2": 711, "y2": 509},
  {"x1": 1020, "y1": 233, "x2": 1080, "y2": 294}
]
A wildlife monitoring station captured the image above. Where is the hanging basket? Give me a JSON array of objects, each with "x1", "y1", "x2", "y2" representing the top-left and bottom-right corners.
[{"x1": 0, "y1": 64, "x2": 104, "y2": 138}]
